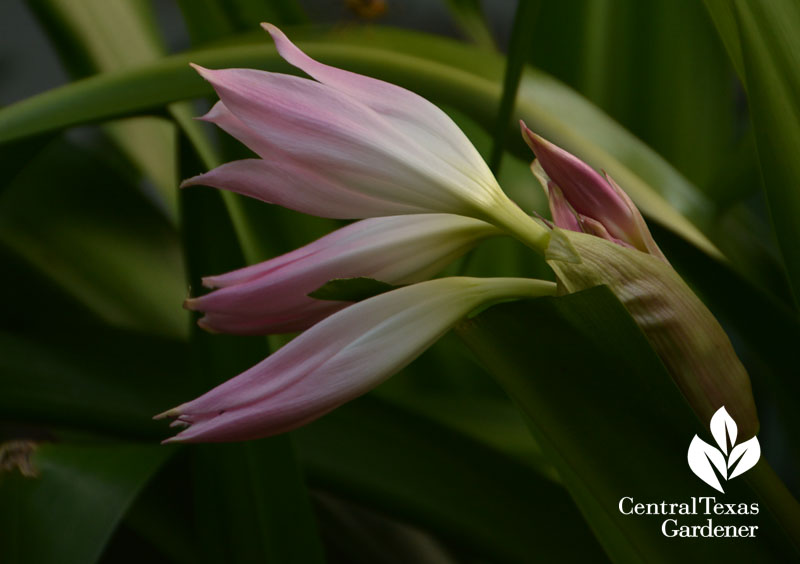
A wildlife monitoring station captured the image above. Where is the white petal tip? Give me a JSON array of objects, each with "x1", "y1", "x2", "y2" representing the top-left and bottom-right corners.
[
  {"x1": 153, "y1": 408, "x2": 179, "y2": 421},
  {"x1": 261, "y1": 22, "x2": 278, "y2": 35},
  {"x1": 179, "y1": 174, "x2": 207, "y2": 189},
  {"x1": 189, "y1": 63, "x2": 215, "y2": 81},
  {"x1": 160, "y1": 436, "x2": 182, "y2": 445},
  {"x1": 196, "y1": 318, "x2": 221, "y2": 334}
]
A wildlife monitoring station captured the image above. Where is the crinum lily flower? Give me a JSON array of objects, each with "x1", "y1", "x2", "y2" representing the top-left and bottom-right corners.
[
  {"x1": 159, "y1": 24, "x2": 553, "y2": 442},
  {"x1": 159, "y1": 24, "x2": 758, "y2": 443}
]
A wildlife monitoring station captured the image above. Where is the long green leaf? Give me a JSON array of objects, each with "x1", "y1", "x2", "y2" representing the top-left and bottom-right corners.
[
  {"x1": 314, "y1": 491, "x2": 458, "y2": 564},
  {"x1": 0, "y1": 137, "x2": 186, "y2": 337},
  {"x1": 0, "y1": 328, "x2": 188, "y2": 439},
  {"x1": 0, "y1": 442, "x2": 171, "y2": 564},
  {"x1": 577, "y1": 0, "x2": 741, "y2": 196},
  {"x1": 705, "y1": 0, "x2": 800, "y2": 308},
  {"x1": 442, "y1": 0, "x2": 495, "y2": 48},
  {"x1": 27, "y1": 0, "x2": 180, "y2": 217},
  {"x1": 296, "y1": 396, "x2": 606, "y2": 563},
  {"x1": 177, "y1": 0, "x2": 306, "y2": 45},
  {"x1": 458, "y1": 287, "x2": 800, "y2": 562},
  {"x1": 0, "y1": 27, "x2": 718, "y2": 259}
]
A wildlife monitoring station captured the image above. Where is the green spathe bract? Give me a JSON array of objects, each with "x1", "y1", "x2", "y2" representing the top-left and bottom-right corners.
[{"x1": 545, "y1": 228, "x2": 758, "y2": 438}]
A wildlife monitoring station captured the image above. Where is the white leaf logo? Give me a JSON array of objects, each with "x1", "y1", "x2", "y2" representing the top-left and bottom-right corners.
[
  {"x1": 687, "y1": 406, "x2": 760, "y2": 493},
  {"x1": 710, "y1": 406, "x2": 737, "y2": 454}
]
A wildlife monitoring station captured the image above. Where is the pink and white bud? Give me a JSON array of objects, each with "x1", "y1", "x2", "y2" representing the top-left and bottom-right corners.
[
  {"x1": 521, "y1": 123, "x2": 666, "y2": 261},
  {"x1": 158, "y1": 277, "x2": 556, "y2": 442},
  {"x1": 186, "y1": 214, "x2": 498, "y2": 335}
]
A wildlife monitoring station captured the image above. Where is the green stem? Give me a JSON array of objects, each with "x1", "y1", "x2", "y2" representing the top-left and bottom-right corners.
[
  {"x1": 488, "y1": 0, "x2": 540, "y2": 175},
  {"x1": 484, "y1": 197, "x2": 551, "y2": 254}
]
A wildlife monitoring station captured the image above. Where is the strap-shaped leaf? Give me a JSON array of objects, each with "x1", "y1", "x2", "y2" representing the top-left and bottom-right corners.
[
  {"x1": 295, "y1": 396, "x2": 606, "y2": 563},
  {"x1": 705, "y1": 0, "x2": 800, "y2": 308},
  {"x1": 27, "y1": 0, "x2": 179, "y2": 217},
  {"x1": 0, "y1": 137, "x2": 186, "y2": 336},
  {"x1": 0, "y1": 443, "x2": 171, "y2": 564}
]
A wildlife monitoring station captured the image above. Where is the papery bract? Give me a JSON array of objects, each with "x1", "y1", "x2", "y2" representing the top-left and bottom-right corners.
[
  {"x1": 545, "y1": 229, "x2": 759, "y2": 438},
  {"x1": 186, "y1": 214, "x2": 498, "y2": 335},
  {"x1": 158, "y1": 277, "x2": 556, "y2": 442}
]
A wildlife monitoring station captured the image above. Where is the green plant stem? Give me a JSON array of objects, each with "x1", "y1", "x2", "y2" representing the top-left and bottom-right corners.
[
  {"x1": 484, "y1": 197, "x2": 550, "y2": 254},
  {"x1": 488, "y1": 0, "x2": 539, "y2": 175}
]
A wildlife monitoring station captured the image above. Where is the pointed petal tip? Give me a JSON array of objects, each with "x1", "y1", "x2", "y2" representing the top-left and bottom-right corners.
[
  {"x1": 178, "y1": 177, "x2": 197, "y2": 189},
  {"x1": 260, "y1": 22, "x2": 279, "y2": 36},
  {"x1": 179, "y1": 171, "x2": 211, "y2": 189},
  {"x1": 197, "y1": 317, "x2": 222, "y2": 334},
  {"x1": 160, "y1": 436, "x2": 183, "y2": 445},
  {"x1": 153, "y1": 408, "x2": 180, "y2": 421},
  {"x1": 188, "y1": 62, "x2": 212, "y2": 77},
  {"x1": 196, "y1": 101, "x2": 227, "y2": 125},
  {"x1": 519, "y1": 123, "x2": 549, "y2": 156},
  {"x1": 519, "y1": 120, "x2": 532, "y2": 139},
  {"x1": 522, "y1": 127, "x2": 549, "y2": 150}
]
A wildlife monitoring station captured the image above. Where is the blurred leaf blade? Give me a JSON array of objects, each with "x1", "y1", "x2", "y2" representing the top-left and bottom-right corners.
[
  {"x1": 706, "y1": 0, "x2": 800, "y2": 308},
  {"x1": 176, "y1": 0, "x2": 236, "y2": 45},
  {"x1": 26, "y1": 0, "x2": 180, "y2": 217},
  {"x1": 576, "y1": 0, "x2": 740, "y2": 196},
  {"x1": 443, "y1": 0, "x2": 495, "y2": 48},
  {"x1": 0, "y1": 328, "x2": 189, "y2": 439},
  {"x1": 0, "y1": 136, "x2": 187, "y2": 337},
  {"x1": 192, "y1": 438, "x2": 325, "y2": 564},
  {"x1": 0, "y1": 442, "x2": 171, "y2": 564},
  {"x1": 296, "y1": 396, "x2": 607, "y2": 563},
  {"x1": 177, "y1": 0, "x2": 306, "y2": 44},
  {"x1": 27, "y1": 0, "x2": 261, "y2": 278}
]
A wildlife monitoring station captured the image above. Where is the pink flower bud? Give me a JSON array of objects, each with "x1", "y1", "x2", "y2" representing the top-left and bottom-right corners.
[{"x1": 521, "y1": 123, "x2": 667, "y2": 261}]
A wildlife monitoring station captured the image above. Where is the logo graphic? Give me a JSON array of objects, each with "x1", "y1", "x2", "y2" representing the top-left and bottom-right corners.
[{"x1": 688, "y1": 407, "x2": 760, "y2": 493}]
